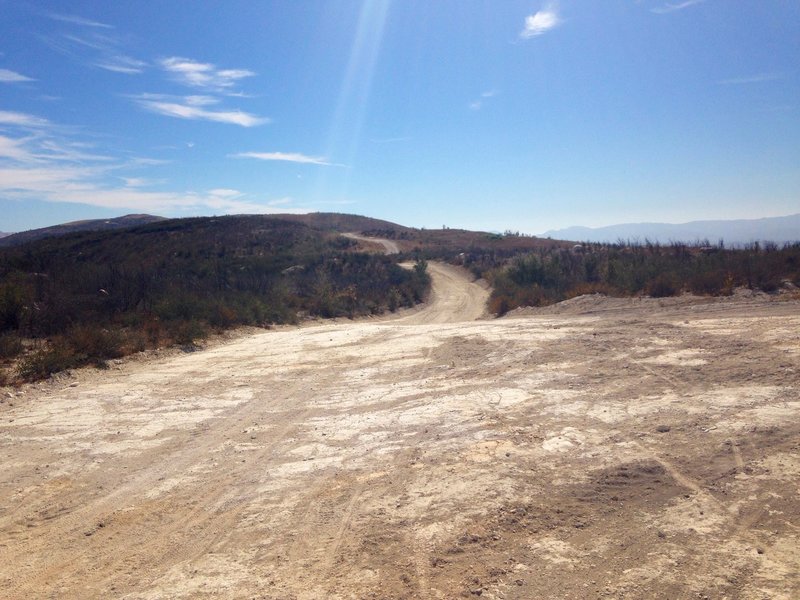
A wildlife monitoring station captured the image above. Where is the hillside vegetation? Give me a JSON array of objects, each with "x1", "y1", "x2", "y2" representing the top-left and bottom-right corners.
[
  {"x1": 3, "y1": 210, "x2": 798, "y2": 380},
  {"x1": 466, "y1": 240, "x2": 800, "y2": 315},
  {"x1": 0, "y1": 215, "x2": 429, "y2": 382}
]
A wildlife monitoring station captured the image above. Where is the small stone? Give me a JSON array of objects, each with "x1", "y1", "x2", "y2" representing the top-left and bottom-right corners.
[{"x1": 656, "y1": 425, "x2": 671, "y2": 433}]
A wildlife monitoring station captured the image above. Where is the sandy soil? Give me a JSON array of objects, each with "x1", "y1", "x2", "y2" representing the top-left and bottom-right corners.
[{"x1": 1, "y1": 262, "x2": 798, "y2": 599}]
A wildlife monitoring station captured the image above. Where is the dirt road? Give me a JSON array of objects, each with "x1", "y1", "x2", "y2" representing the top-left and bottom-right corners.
[
  {"x1": 395, "y1": 262, "x2": 489, "y2": 325},
  {"x1": 1, "y1": 266, "x2": 798, "y2": 599},
  {"x1": 342, "y1": 232, "x2": 401, "y2": 255}
]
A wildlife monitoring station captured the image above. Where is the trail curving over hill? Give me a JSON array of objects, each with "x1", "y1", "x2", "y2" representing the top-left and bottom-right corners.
[
  {"x1": 341, "y1": 232, "x2": 400, "y2": 254},
  {"x1": 343, "y1": 233, "x2": 489, "y2": 323}
]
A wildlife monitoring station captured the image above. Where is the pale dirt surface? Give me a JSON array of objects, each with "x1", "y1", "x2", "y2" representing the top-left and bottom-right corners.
[
  {"x1": 342, "y1": 233, "x2": 401, "y2": 255},
  {"x1": 1, "y1": 262, "x2": 799, "y2": 599}
]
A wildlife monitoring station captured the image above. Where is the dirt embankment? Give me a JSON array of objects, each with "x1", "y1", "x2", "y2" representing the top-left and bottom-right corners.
[{"x1": 0, "y1": 260, "x2": 798, "y2": 599}]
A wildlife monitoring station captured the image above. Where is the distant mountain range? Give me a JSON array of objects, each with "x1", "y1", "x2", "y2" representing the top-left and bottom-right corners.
[
  {"x1": 542, "y1": 214, "x2": 800, "y2": 245},
  {"x1": 0, "y1": 214, "x2": 167, "y2": 247},
  {"x1": 5, "y1": 211, "x2": 798, "y2": 248}
]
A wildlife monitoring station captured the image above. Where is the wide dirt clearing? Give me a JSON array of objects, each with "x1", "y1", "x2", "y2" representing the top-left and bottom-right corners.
[{"x1": 1, "y1": 263, "x2": 798, "y2": 599}]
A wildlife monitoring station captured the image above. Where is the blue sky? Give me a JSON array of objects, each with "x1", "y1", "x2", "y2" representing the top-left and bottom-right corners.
[{"x1": 1, "y1": 0, "x2": 798, "y2": 233}]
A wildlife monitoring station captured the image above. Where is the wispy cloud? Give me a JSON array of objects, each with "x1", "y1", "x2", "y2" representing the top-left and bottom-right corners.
[
  {"x1": 119, "y1": 177, "x2": 162, "y2": 188},
  {"x1": 0, "y1": 110, "x2": 50, "y2": 128},
  {"x1": 232, "y1": 152, "x2": 335, "y2": 166},
  {"x1": 183, "y1": 95, "x2": 219, "y2": 106},
  {"x1": 0, "y1": 112, "x2": 300, "y2": 214},
  {"x1": 469, "y1": 89, "x2": 499, "y2": 111},
  {"x1": 0, "y1": 135, "x2": 39, "y2": 162},
  {"x1": 134, "y1": 94, "x2": 269, "y2": 127},
  {"x1": 95, "y1": 55, "x2": 147, "y2": 74},
  {"x1": 40, "y1": 28, "x2": 147, "y2": 76},
  {"x1": 651, "y1": 0, "x2": 707, "y2": 14},
  {"x1": 1, "y1": 168, "x2": 297, "y2": 213},
  {"x1": 717, "y1": 73, "x2": 782, "y2": 85},
  {"x1": 46, "y1": 12, "x2": 114, "y2": 29},
  {"x1": 0, "y1": 69, "x2": 35, "y2": 83},
  {"x1": 520, "y1": 3, "x2": 561, "y2": 39},
  {"x1": 159, "y1": 57, "x2": 255, "y2": 91}
]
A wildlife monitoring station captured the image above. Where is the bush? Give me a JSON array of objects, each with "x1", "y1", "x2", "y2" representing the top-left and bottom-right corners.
[
  {"x1": 0, "y1": 333, "x2": 23, "y2": 360},
  {"x1": 65, "y1": 326, "x2": 125, "y2": 364},
  {"x1": 0, "y1": 281, "x2": 28, "y2": 332},
  {"x1": 17, "y1": 341, "x2": 79, "y2": 379},
  {"x1": 646, "y1": 274, "x2": 680, "y2": 298},
  {"x1": 169, "y1": 320, "x2": 208, "y2": 346}
]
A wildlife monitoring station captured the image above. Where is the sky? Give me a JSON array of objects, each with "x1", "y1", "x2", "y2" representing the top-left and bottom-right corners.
[{"x1": 1, "y1": 0, "x2": 798, "y2": 234}]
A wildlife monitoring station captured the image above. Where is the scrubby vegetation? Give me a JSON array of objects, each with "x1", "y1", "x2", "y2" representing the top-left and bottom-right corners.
[
  {"x1": 0, "y1": 215, "x2": 429, "y2": 382},
  {"x1": 473, "y1": 241, "x2": 800, "y2": 315},
  {"x1": 2, "y1": 209, "x2": 797, "y2": 382}
]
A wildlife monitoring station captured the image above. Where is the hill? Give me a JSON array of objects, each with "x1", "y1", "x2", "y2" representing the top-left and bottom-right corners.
[
  {"x1": 0, "y1": 214, "x2": 167, "y2": 247},
  {"x1": 0, "y1": 215, "x2": 429, "y2": 381},
  {"x1": 270, "y1": 212, "x2": 415, "y2": 236},
  {"x1": 541, "y1": 214, "x2": 800, "y2": 245}
]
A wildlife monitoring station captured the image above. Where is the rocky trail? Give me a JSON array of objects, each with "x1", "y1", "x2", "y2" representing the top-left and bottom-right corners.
[{"x1": 1, "y1": 252, "x2": 798, "y2": 599}]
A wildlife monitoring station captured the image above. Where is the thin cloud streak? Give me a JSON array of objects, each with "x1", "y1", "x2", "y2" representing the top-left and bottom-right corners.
[
  {"x1": 160, "y1": 57, "x2": 255, "y2": 91},
  {"x1": 232, "y1": 152, "x2": 334, "y2": 166},
  {"x1": 652, "y1": 0, "x2": 707, "y2": 14},
  {"x1": 520, "y1": 3, "x2": 561, "y2": 39},
  {"x1": 95, "y1": 55, "x2": 147, "y2": 74},
  {"x1": 135, "y1": 96, "x2": 268, "y2": 127},
  {"x1": 39, "y1": 28, "x2": 148, "y2": 77},
  {"x1": 0, "y1": 69, "x2": 35, "y2": 83},
  {"x1": 46, "y1": 13, "x2": 114, "y2": 29},
  {"x1": 0, "y1": 110, "x2": 50, "y2": 128}
]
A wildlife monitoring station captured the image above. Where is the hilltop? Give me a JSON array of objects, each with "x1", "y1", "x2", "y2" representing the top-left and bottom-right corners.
[{"x1": 0, "y1": 214, "x2": 167, "y2": 247}]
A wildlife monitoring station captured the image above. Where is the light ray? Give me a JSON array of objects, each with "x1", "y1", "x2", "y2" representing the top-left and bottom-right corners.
[{"x1": 315, "y1": 0, "x2": 391, "y2": 202}]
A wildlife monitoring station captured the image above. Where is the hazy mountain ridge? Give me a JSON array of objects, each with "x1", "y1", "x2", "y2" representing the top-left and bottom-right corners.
[
  {"x1": 542, "y1": 214, "x2": 800, "y2": 245},
  {"x1": 0, "y1": 214, "x2": 167, "y2": 247}
]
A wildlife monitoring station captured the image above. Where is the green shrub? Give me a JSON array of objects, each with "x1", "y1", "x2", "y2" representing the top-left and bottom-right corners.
[
  {"x1": 0, "y1": 333, "x2": 23, "y2": 360},
  {"x1": 0, "y1": 281, "x2": 28, "y2": 332},
  {"x1": 169, "y1": 320, "x2": 208, "y2": 346},
  {"x1": 17, "y1": 341, "x2": 79, "y2": 379},
  {"x1": 646, "y1": 273, "x2": 680, "y2": 298},
  {"x1": 65, "y1": 326, "x2": 125, "y2": 363}
]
